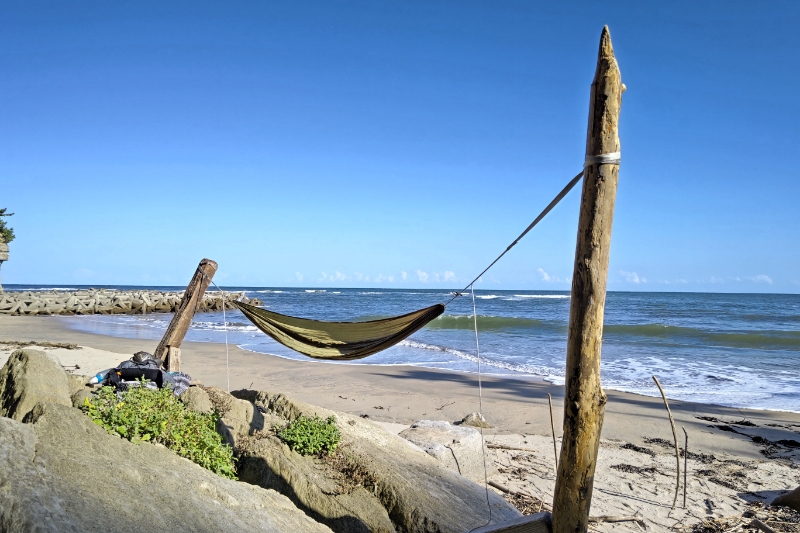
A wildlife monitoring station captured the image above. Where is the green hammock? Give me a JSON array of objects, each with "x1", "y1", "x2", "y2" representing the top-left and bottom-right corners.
[{"x1": 231, "y1": 301, "x2": 445, "y2": 360}]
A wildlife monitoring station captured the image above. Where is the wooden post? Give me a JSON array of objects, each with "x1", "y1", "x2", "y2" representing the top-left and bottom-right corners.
[
  {"x1": 552, "y1": 26, "x2": 623, "y2": 533},
  {"x1": 166, "y1": 346, "x2": 182, "y2": 372},
  {"x1": 154, "y1": 259, "x2": 218, "y2": 365}
]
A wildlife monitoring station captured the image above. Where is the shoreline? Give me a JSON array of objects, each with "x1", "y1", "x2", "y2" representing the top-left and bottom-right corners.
[
  {"x1": 2, "y1": 313, "x2": 799, "y2": 461},
  {"x1": 237, "y1": 344, "x2": 800, "y2": 416}
]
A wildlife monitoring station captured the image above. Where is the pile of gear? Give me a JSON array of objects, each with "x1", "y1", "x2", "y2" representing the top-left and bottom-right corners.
[{"x1": 90, "y1": 351, "x2": 192, "y2": 396}]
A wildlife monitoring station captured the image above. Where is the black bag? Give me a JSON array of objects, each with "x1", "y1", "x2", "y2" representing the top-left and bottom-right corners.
[{"x1": 106, "y1": 367, "x2": 165, "y2": 389}]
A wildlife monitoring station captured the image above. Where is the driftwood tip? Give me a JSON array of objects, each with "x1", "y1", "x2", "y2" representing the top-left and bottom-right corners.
[{"x1": 598, "y1": 26, "x2": 615, "y2": 61}]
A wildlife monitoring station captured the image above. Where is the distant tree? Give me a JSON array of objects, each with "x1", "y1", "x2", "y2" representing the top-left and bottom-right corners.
[{"x1": 0, "y1": 208, "x2": 14, "y2": 244}]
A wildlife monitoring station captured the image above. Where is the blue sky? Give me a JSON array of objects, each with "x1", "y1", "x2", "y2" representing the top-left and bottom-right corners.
[{"x1": 2, "y1": 1, "x2": 798, "y2": 292}]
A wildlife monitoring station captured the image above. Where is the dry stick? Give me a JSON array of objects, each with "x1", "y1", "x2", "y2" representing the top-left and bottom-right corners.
[
  {"x1": 749, "y1": 519, "x2": 778, "y2": 533},
  {"x1": 653, "y1": 375, "x2": 680, "y2": 509},
  {"x1": 682, "y1": 426, "x2": 688, "y2": 509},
  {"x1": 588, "y1": 516, "x2": 646, "y2": 527},
  {"x1": 548, "y1": 393, "x2": 558, "y2": 474}
]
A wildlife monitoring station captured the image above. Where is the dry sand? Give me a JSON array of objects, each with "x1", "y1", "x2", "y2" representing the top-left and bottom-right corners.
[{"x1": 2, "y1": 313, "x2": 799, "y2": 531}]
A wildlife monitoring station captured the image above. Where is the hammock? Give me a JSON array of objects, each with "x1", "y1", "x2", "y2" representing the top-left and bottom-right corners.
[{"x1": 231, "y1": 301, "x2": 445, "y2": 360}]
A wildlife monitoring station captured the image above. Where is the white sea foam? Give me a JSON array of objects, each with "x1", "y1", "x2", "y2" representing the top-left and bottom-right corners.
[
  {"x1": 514, "y1": 294, "x2": 569, "y2": 299},
  {"x1": 476, "y1": 295, "x2": 501, "y2": 299},
  {"x1": 191, "y1": 321, "x2": 259, "y2": 333},
  {"x1": 305, "y1": 290, "x2": 326, "y2": 293},
  {"x1": 398, "y1": 340, "x2": 564, "y2": 382}
]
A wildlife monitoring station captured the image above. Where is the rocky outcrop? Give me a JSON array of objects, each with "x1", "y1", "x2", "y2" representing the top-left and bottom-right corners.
[
  {"x1": 399, "y1": 420, "x2": 490, "y2": 482},
  {"x1": 241, "y1": 434, "x2": 395, "y2": 533},
  {"x1": 0, "y1": 289, "x2": 261, "y2": 316},
  {"x1": 0, "y1": 349, "x2": 520, "y2": 533},
  {"x1": 0, "y1": 405, "x2": 332, "y2": 533},
  {"x1": 0, "y1": 348, "x2": 72, "y2": 421},
  {"x1": 233, "y1": 389, "x2": 520, "y2": 533},
  {"x1": 0, "y1": 349, "x2": 332, "y2": 533}
]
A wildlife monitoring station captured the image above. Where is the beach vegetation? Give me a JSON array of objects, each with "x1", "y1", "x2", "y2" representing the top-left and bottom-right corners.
[
  {"x1": 82, "y1": 382, "x2": 237, "y2": 479},
  {"x1": 0, "y1": 208, "x2": 13, "y2": 244},
  {"x1": 277, "y1": 415, "x2": 340, "y2": 456}
]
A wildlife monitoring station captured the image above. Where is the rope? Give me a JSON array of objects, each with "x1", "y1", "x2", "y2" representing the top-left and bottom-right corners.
[
  {"x1": 197, "y1": 271, "x2": 232, "y2": 393},
  {"x1": 208, "y1": 280, "x2": 231, "y2": 393},
  {"x1": 445, "y1": 169, "x2": 584, "y2": 305},
  {"x1": 471, "y1": 283, "x2": 493, "y2": 528}
]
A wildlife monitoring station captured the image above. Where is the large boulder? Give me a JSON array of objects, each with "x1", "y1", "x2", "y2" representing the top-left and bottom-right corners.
[
  {"x1": 205, "y1": 386, "x2": 265, "y2": 447},
  {"x1": 0, "y1": 349, "x2": 71, "y2": 421},
  {"x1": 241, "y1": 433, "x2": 395, "y2": 533},
  {"x1": 773, "y1": 485, "x2": 800, "y2": 512},
  {"x1": 180, "y1": 386, "x2": 214, "y2": 414},
  {"x1": 233, "y1": 389, "x2": 520, "y2": 533},
  {"x1": 399, "y1": 420, "x2": 490, "y2": 482},
  {"x1": 0, "y1": 403, "x2": 333, "y2": 533}
]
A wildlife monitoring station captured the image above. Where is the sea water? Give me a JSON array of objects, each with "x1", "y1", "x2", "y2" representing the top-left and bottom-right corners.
[{"x1": 13, "y1": 286, "x2": 799, "y2": 412}]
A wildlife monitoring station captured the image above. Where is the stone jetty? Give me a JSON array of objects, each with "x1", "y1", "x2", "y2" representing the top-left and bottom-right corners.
[{"x1": 0, "y1": 289, "x2": 261, "y2": 316}]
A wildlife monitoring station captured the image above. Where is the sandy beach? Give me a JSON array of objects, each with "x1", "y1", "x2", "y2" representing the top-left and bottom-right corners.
[{"x1": 2, "y1": 313, "x2": 799, "y2": 531}]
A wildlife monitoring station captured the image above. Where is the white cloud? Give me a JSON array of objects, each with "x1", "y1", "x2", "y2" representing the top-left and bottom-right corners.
[
  {"x1": 320, "y1": 272, "x2": 328, "y2": 281},
  {"x1": 374, "y1": 274, "x2": 395, "y2": 283},
  {"x1": 442, "y1": 271, "x2": 456, "y2": 282},
  {"x1": 401, "y1": 271, "x2": 407, "y2": 281},
  {"x1": 675, "y1": 279, "x2": 687, "y2": 284},
  {"x1": 751, "y1": 274, "x2": 773, "y2": 284},
  {"x1": 354, "y1": 272, "x2": 364, "y2": 281},
  {"x1": 537, "y1": 268, "x2": 553, "y2": 282},
  {"x1": 295, "y1": 272, "x2": 304, "y2": 282},
  {"x1": 620, "y1": 270, "x2": 642, "y2": 284},
  {"x1": 710, "y1": 276, "x2": 724, "y2": 284},
  {"x1": 416, "y1": 270, "x2": 429, "y2": 283},
  {"x1": 333, "y1": 271, "x2": 346, "y2": 281}
]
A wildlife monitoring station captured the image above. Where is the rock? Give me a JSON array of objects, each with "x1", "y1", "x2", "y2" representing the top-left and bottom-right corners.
[
  {"x1": 399, "y1": 420, "x2": 490, "y2": 482},
  {"x1": 240, "y1": 435, "x2": 395, "y2": 533},
  {"x1": 773, "y1": 485, "x2": 800, "y2": 512},
  {"x1": 65, "y1": 373, "x2": 90, "y2": 396},
  {"x1": 0, "y1": 403, "x2": 333, "y2": 533},
  {"x1": 0, "y1": 349, "x2": 72, "y2": 421},
  {"x1": 204, "y1": 387, "x2": 264, "y2": 447},
  {"x1": 461, "y1": 412, "x2": 491, "y2": 428},
  {"x1": 180, "y1": 386, "x2": 214, "y2": 414},
  {"x1": 71, "y1": 388, "x2": 93, "y2": 409},
  {"x1": 233, "y1": 389, "x2": 520, "y2": 533}
]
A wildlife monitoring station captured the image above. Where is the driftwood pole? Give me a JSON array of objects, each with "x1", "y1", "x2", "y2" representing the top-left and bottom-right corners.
[
  {"x1": 552, "y1": 26, "x2": 623, "y2": 533},
  {"x1": 154, "y1": 258, "x2": 218, "y2": 367}
]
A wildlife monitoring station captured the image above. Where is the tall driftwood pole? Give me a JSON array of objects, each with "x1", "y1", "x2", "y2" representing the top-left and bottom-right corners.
[
  {"x1": 552, "y1": 26, "x2": 623, "y2": 533},
  {"x1": 154, "y1": 258, "x2": 218, "y2": 366}
]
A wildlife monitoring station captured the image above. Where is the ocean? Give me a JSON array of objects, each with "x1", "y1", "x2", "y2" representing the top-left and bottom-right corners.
[{"x1": 9, "y1": 286, "x2": 800, "y2": 413}]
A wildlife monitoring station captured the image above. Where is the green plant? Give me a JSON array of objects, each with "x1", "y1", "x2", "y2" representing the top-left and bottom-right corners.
[
  {"x1": 0, "y1": 208, "x2": 13, "y2": 244},
  {"x1": 277, "y1": 415, "x2": 340, "y2": 456},
  {"x1": 82, "y1": 382, "x2": 236, "y2": 479}
]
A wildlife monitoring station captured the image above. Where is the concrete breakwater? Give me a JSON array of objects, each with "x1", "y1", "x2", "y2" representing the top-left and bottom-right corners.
[{"x1": 0, "y1": 289, "x2": 261, "y2": 316}]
